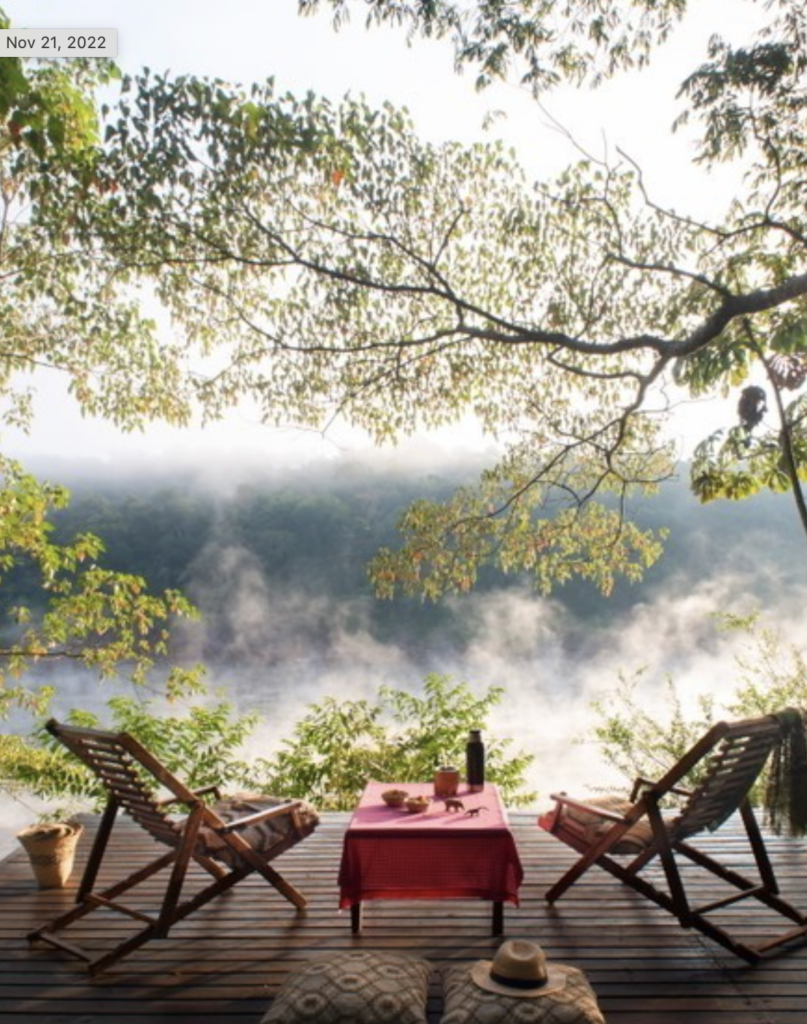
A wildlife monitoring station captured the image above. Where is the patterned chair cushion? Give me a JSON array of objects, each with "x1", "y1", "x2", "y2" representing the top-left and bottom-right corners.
[
  {"x1": 440, "y1": 962, "x2": 606, "y2": 1024},
  {"x1": 543, "y1": 796, "x2": 655, "y2": 855},
  {"x1": 198, "y1": 794, "x2": 319, "y2": 867},
  {"x1": 260, "y1": 951, "x2": 431, "y2": 1024}
]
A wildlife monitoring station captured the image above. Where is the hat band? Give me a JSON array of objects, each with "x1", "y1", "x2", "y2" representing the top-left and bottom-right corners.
[{"x1": 490, "y1": 971, "x2": 547, "y2": 990}]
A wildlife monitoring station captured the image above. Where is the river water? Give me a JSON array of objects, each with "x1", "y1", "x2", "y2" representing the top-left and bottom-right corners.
[{"x1": 3, "y1": 570, "x2": 787, "y2": 858}]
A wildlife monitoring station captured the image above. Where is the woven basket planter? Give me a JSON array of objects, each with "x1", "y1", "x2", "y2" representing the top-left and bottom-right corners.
[{"x1": 16, "y1": 822, "x2": 84, "y2": 889}]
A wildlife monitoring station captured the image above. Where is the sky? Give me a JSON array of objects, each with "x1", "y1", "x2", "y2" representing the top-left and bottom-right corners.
[{"x1": 3, "y1": 0, "x2": 757, "y2": 469}]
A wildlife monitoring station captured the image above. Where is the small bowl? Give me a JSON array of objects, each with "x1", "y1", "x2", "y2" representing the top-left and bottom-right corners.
[
  {"x1": 381, "y1": 789, "x2": 409, "y2": 808},
  {"x1": 404, "y1": 795, "x2": 430, "y2": 814}
]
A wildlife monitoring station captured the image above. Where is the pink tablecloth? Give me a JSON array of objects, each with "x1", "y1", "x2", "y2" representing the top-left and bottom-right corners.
[{"x1": 338, "y1": 782, "x2": 523, "y2": 909}]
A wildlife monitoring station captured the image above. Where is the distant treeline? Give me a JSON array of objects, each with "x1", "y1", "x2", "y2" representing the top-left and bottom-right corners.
[{"x1": 5, "y1": 460, "x2": 805, "y2": 663}]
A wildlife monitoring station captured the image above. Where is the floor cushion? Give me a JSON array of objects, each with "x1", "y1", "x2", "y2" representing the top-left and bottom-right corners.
[
  {"x1": 440, "y1": 961, "x2": 606, "y2": 1024},
  {"x1": 261, "y1": 950, "x2": 432, "y2": 1024}
]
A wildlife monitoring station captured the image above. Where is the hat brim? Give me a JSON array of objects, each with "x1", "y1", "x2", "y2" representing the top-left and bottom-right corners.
[{"x1": 470, "y1": 960, "x2": 569, "y2": 998}]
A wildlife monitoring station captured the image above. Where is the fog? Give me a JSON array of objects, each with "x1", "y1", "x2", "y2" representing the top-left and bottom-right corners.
[
  {"x1": 6, "y1": 567, "x2": 790, "y2": 822},
  {"x1": 2, "y1": 456, "x2": 806, "y2": 857}
]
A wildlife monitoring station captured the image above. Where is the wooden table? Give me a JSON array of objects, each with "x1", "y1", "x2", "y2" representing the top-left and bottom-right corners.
[{"x1": 338, "y1": 781, "x2": 523, "y2": 935}]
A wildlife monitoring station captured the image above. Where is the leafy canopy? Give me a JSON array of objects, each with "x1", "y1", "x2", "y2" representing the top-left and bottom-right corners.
[
  {"x1": 0, "y1": 45, "x2": 203, "y2": 714},
  {"x1": 4, "y1": 2, "x2": 807, "y2": 629},
  {"x1": 22, "y1": 0, "x2": 805, "y2": 599},
  {"x1": 0, "y1": 682, "x2": 261, "y2": 816},
  {"x1": 300, "y1": 0, "x2": 690, "y2": 90}
]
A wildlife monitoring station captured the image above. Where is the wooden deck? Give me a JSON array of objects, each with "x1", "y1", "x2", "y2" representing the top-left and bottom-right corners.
[{"x1": 2, "y1": 811, "x2": 807, "y2": 1022}]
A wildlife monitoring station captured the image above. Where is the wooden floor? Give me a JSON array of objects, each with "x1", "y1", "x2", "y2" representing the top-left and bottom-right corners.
[{"x1": 2, "y1": 812, "x2": 807, "y2": 1023}]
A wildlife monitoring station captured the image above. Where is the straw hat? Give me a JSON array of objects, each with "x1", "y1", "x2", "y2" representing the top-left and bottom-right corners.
[{"x1": 471, "y1": 940, "x2": 568, "y2": 998}]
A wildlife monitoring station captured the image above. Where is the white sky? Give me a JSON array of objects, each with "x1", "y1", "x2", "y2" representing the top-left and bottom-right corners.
[{"x1": 4, "y1": 0, "x2": 755, "y2": 468}]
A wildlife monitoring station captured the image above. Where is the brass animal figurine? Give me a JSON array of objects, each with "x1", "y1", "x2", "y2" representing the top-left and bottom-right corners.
[
  {"x1": 444, "y1": 797, "x2": 465, "y2": 813},
  {"x1": 465, "y1": 807, "x2": 488, "y2": 818}
]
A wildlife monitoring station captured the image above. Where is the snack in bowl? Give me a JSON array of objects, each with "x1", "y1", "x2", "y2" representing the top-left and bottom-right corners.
[
  {"x1": 381, "y1": 788, "x2": 409, "y2": 808},
  {"x1": 404, "y1": 795, "x2": 431, "y2": 814}
]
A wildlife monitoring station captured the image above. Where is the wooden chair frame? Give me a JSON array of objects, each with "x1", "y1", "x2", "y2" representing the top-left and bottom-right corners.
[
  {"x1": 28, "y1": 719, "x2": 316, "y2": 975},
  {"x1": 540, "y1": 713, "x2": 807, "y2": 963}
]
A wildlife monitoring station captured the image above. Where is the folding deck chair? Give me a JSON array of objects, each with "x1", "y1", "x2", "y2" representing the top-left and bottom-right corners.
[
  {"x1": 539, "y1": 710, "x2": 807, "y2": 963},
  {"x1": 28, "y1": 719, "x2": 319, "y2": 975}
]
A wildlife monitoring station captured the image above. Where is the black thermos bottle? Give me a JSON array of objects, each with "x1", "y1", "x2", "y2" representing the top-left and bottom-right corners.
[{"x1": 466, "y1": 729, "x2": 485, "y2": 792}]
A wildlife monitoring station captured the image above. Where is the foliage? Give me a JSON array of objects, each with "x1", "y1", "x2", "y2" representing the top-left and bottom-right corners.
[
  {"x1": 589, "y1": 614, "x2": 807, "y2": 801},
  {"x1": 84, "y1": 692, "x2": 261, "y2": 793},
  {"x1": 723, "y1": 612, "x2": 807, "y2": 718},
  {"x1": 47, "y1": 74, "x2": 677, "y2": 597},
  {"x1": 258, "y1": 674, "x2": 536, "y2": 810},
  {"x1": 300, "y1": 0, "x2": 690, "y2": 91},
  {"x1": 0, "y1": 39, "x2": 204, "y2": 717},
  {"x1": 0, "y1": 37, "x2": 186, "y2": 436},
  {"x1": 589, "y1": 669, "x2": 716, "y2": 789},
  {"x1": 256, "y1": 695, "x2": 390, "y2": 811},
  {"x1": 0, "y1": 458, "x2": 201, "y2": 716},
  {"x1": 16, "y1": 0, "x2": 803, "y2": 600},
  {"x1": 378, "y1": 676, "x2": 535, "y2": 800},
  {"x1": 0, "y1": 675, "x2": 263, "y2": 816},
  {"x1": 0, "y1": 48, "x2": 181, "y2": 435},
  {"x1": 0, "y1": 733, "x2": 93, "y2": 815},
  {"x1": 0, "y1": 3, "x2": 117, "y2": 164},
  {"x1": 1, "y1": 674, "x2": 536, "y2": 817},
  {"x1": 372, "y1": 482, "x2": 668, "y2": 600}
]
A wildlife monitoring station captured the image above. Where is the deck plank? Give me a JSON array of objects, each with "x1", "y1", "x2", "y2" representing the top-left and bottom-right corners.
[{"x1": 0, "y1": 812, "x2": 806, "y2": 1021}]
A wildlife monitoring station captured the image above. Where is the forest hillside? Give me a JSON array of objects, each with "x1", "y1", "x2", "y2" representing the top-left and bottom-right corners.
[{"x1": 4, "y1": 453, "x2": 804, "y2": 813}]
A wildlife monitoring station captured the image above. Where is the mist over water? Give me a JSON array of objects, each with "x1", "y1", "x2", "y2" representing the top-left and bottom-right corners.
[
  {"x1": 179, "y1": 526, "x2": 804, "y2": 791},
  {"x1": 2, "y1": 455, "x2": 806, "y2": 857},
  {"x1": 14, "y1": 571, "x2": 782, "y2": 792}
]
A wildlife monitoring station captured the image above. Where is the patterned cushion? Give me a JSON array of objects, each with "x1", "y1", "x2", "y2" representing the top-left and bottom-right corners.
[
  {"x1": 440, "y1": 963, "x2": 606, "y2": 1024},
  {"x1": 548, "y1": 796, "x2": 655, "y2": 855},
  {"x1": 261, "y1": 951, "x2": 432, "y2": 1024},
  {"x1": 199, "y1": 794, "x2": 319, "y2": 867}
]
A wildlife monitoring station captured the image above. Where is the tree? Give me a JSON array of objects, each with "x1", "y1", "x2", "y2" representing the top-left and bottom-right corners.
[
  {"x1": 0, "y1": 24, "x2": 191, "y2": 432},
  {"x1": 299, "y1": 0, "x2": 693, "y2": 91},
  {"x1": 0, "y1": 674, "x2": 535, "y2": 816},
  {"x1": 7, "y1": 3, "x2": 807, "y2": 611},
  {"x1": 0, "y1": 35, "x2": 203, "y2": 714},
  {"x1": 31, "y1": 0, "x2": 803, "y2": 601},
  {"x1": 0, "y1": 689, "x2": 261, "y2": 815},
  {"x1": 305, "y1": 0, "x2": 807, "y2": 556}
]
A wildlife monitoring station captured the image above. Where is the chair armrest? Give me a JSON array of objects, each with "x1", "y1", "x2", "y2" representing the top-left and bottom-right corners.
[
  {"x1": 216, "y1": 800, "x2": 303, "y2": 835},
  {"x1": 547, "y1": 792, "x2": 630, "y2": 825}
]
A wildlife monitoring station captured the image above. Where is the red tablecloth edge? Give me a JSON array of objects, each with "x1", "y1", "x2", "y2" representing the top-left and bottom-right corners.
[{"x1": 339, "y1": 889, "x2": 520, "y2": 909}]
